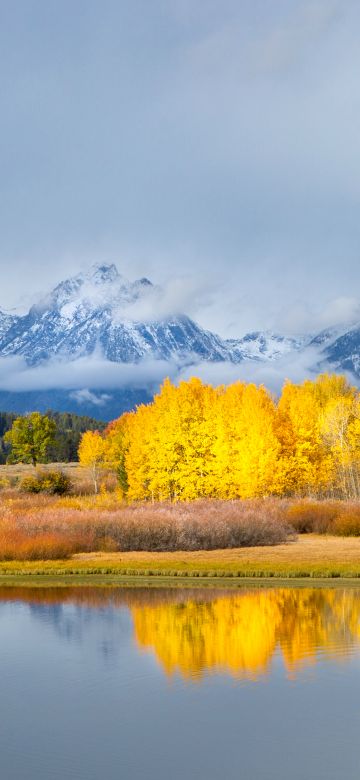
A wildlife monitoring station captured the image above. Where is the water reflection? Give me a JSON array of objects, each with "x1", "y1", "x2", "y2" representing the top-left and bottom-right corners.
[
  {"x1": 133, "y1": 588, "x2": 360, "y2": 679},
  {"x1": 1, "y1": 585, "x2": 360, "y2": 680}
]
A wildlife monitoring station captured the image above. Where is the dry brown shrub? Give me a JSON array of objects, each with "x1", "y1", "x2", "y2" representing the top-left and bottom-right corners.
[
  {"x1": 0, "y1": 497, "x2": 294, "y2": 557},
  {"x1": 0, "y1": 526, "x2": 76, "y2": 560},
  {"x1": 3, "y1": 491, "x2": 360, "y2": 561},
  {"x1": 99, "y1": 474, "x2": 119, "y2": 493},
  {"x1": 73, "y1": 479, "x2": 97, "y2": 496},
  {"x1": 284, "y1": 500, "x2": 342, "y2": 533},
  {"x1": 284, "y1": 498, "x2": 360, "y2": 536},
  {"x1": 332, "y1": 504, "x2": 360, "y2": 536}
]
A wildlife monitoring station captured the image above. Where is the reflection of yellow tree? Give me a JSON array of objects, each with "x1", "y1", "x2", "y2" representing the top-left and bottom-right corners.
[{"x1": 132, "y1": 589, "x2": 360, "y2": 680}]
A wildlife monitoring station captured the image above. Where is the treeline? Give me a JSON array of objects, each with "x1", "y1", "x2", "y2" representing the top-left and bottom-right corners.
[
  {"x1": 0, "y1": 411, "x2": 106, "y2": 464},
  {"x1": 80, "y1": 374, "x2": 360, "y2": 501}
]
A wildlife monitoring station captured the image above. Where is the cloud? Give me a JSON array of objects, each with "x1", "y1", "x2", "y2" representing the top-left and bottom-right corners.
[
  {"x1": 114, "y1": 274, "x2": 218, "y2": 323},
  {"x1": 1, "y1": 0, "x2": 360, "y2": 340},
  {"x1": 0, "y1": 339, "x2": 358, "y2": 404},
  {"x1": 274, "y1": 297, "x2": 360, "y2": 335},
  {"x1": 70, "y1": 389, "x2": 113, "y2": 407},
  {"x1": 178, "y1": 344, "x2": 346, "y2": 394},
  {"x1": 0, "y1": 355, "x2": 178, "y2": 393},
  {"x1": 185, "y1": 0, "x2": 343, "y2": 86},
  {"x1": 250, "y1": 0, "x2": 343, "y2": 76}
]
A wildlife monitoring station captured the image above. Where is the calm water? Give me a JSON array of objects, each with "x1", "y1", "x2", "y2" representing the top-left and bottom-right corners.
[{"x1": 0, "y1": 585, "x2": 360, "y2": 779}]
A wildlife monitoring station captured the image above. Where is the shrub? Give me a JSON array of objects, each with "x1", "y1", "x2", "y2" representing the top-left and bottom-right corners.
[
  {"x1": 99, "y1": 474, "x2": 119, "y2": 493},
  {"x1": 73, "y1": 479, "x2": 96, "y2": 496},
  {"x1": 0, "y1": 496, "x2": 296, "y2": 559},
  {"x1": 284, "y1": 499, "x2": 360, "y2": 536},
  {"x1": 284, "y1": 500, "x2": 342, "y2": 534},
  {"x1": 0, "y1": 530, "x2": 75, "y2": 560},
  {"x1": 20, "y1": 470, "x2": 72, "y2": 495},
  {"x1": 332, "y1": 505, "x2": 360, "y2": 536}
]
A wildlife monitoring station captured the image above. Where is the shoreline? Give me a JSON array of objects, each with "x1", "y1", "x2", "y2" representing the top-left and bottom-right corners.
[
  {"x1": 0, "y1": 574, "x2": 360, "y2": 588},
  {"x1": 0, "y1": 535, "x2": 359, "y2": 582}
]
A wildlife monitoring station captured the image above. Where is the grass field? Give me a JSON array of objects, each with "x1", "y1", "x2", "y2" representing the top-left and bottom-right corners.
[
  {"x1": 0, "y1": 462, "x2": 96, "y2": 488},
  {"x1": 0, "y1": 536, "x2": 359, "y2": 579}
]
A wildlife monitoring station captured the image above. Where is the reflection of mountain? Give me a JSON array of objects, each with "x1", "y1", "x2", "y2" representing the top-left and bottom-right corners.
[
  {"x1": 28, "y1": 602, "x2": 121, "y2": 647},
  {"x1": 1, "y1": 587, "x2": 360, "y2": 680},
  {"x1": 1, "y1": 588, "x2": 133, "y2": 661},
  {"x1": 0, "y1": 587, "x2": 216, "y2": 661}
]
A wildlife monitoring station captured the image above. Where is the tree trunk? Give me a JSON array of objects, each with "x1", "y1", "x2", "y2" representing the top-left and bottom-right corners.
[{"x1": 93, "y1": 464, "x2": 98, "y2": 494}]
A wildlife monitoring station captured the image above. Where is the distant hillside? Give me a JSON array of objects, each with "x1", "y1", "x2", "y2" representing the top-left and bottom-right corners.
[{"x1": 0, "y1": 388, "x2": 151, "y2": 421}]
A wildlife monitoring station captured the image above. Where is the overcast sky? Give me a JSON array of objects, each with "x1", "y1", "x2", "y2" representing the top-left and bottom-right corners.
[{"x1": 1, "y1": 0, "x2": 360, "y2": 338}]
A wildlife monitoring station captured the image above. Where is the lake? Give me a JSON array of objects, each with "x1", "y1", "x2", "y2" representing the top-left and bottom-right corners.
[{"x1": 0, "y1": 583, "x2": 359, "y2": 779}]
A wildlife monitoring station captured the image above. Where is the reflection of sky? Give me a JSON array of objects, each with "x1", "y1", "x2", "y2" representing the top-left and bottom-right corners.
[{"x1": 0, "y1": 589, "x2": 360, "y2": 780}]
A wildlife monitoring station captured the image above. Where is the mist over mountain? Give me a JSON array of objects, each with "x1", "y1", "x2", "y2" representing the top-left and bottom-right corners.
[{"x1": 0, "y1": 262, "x2": 359, "y2": 419}]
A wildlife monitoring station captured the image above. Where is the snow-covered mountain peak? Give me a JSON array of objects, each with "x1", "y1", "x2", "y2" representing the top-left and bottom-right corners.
[
  {"x1": 2, "y1": 264, "x2": 360, "y2": 386},
  {"x1": 88, "y1": 262, "x2": 120, "y2": 284},
  {"x1": 31, "y1": 263, "x2": 154, "y2": 321}
]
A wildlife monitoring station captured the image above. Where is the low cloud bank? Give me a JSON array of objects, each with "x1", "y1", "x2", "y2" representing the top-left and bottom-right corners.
[
  {"x1": 0, "y1": 355, "x2": 178, "y2": 394},
  {"x1": 0, "y1": 344, "x2": 356, "y2": 409},
  {"x1": 179, "y1": 346, "x2": 327, "y2": 392}
]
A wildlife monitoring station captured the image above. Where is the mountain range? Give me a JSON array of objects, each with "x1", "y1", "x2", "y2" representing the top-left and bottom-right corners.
[{"x1": 0, "y1": 262, "x2": 359, "y2": 419}]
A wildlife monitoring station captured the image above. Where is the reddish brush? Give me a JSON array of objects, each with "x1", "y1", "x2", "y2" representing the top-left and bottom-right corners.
[
  {"x1": 3, "y1": 492, "x2": 360, "y2": 561},
  {"x1": 0, "y1": 496, "x2": 293, "y2": 558},
  {"x1": 0, "y1": 528, "x2": 76, "y2": 560},
  {"x1": 284, "y1": 499, "x2": 360, "y2": 535}
]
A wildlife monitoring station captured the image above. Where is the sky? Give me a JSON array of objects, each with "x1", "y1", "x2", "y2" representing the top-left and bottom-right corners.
[{"x1": 1, "y1": 0, "x2": 360, "y2": 339}]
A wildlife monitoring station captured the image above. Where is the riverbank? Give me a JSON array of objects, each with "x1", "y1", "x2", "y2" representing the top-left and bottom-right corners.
[{"x1": 0, "y1": 536, "x2": 360, "y2": 579}]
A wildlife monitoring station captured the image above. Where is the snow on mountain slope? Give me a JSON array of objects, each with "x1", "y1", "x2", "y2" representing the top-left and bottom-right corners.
[
  {"x1": 320, "y1": 324, "x2": 360, "y2": 376},
  {"x1": 0, "y1": 264, "x2": 243, "y2": 365},
  {"x1": 225, "y1": 331, "x2": 310, "y2": 362},
  {"x1": 0, "y1": 309, "x2": 17, "y2": 340},
  {"x1": 1, "y1": 263, "x2": 360, "y2": 388}
]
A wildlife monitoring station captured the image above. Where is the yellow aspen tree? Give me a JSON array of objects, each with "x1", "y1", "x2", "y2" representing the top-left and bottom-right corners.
[
  {"x1": 320, "y1": 391, "x2": 360, "y2": 499},
  {"x1": 125, "y1": 403, "x2": 157, "y2": 501},
  {"x1": 166, "y1": 378, "x2": 219, "y2": 500},
  {"x1": 141, "y1": 378, "x2": 219, "y2": 501},
  {"x1": 233, "y1": 384, "x2": 282, "y2": 497},
  {"x1": 103, "y1": 412, "x2": 133, "y2": 496},
  {"x1": 78, "y1": 430, "x2": 106, "y2": 494},
  {"x1": 209, "y1": 382, "x2": 246, "y2": 498},
  {"x1": 211, "y1": 383, "x2": 281, "y2": 498},
  {"x1": 346, "y1": 392, "x2": 360, "y2": 497},
  {"x1": 89, "y1": 373, "x2": 360, "y2": 502},
  {"x1": 146, "y1": 378, "x2": 185, "y2": 500},
  {"x1": 277, "y1": 380, "x2": 326, "y2": 496}
]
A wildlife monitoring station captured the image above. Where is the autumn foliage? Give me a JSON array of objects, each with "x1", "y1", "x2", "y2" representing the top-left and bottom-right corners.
[{"x1": 85, "y1": 373, "x2": 360, "y2": 501}]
